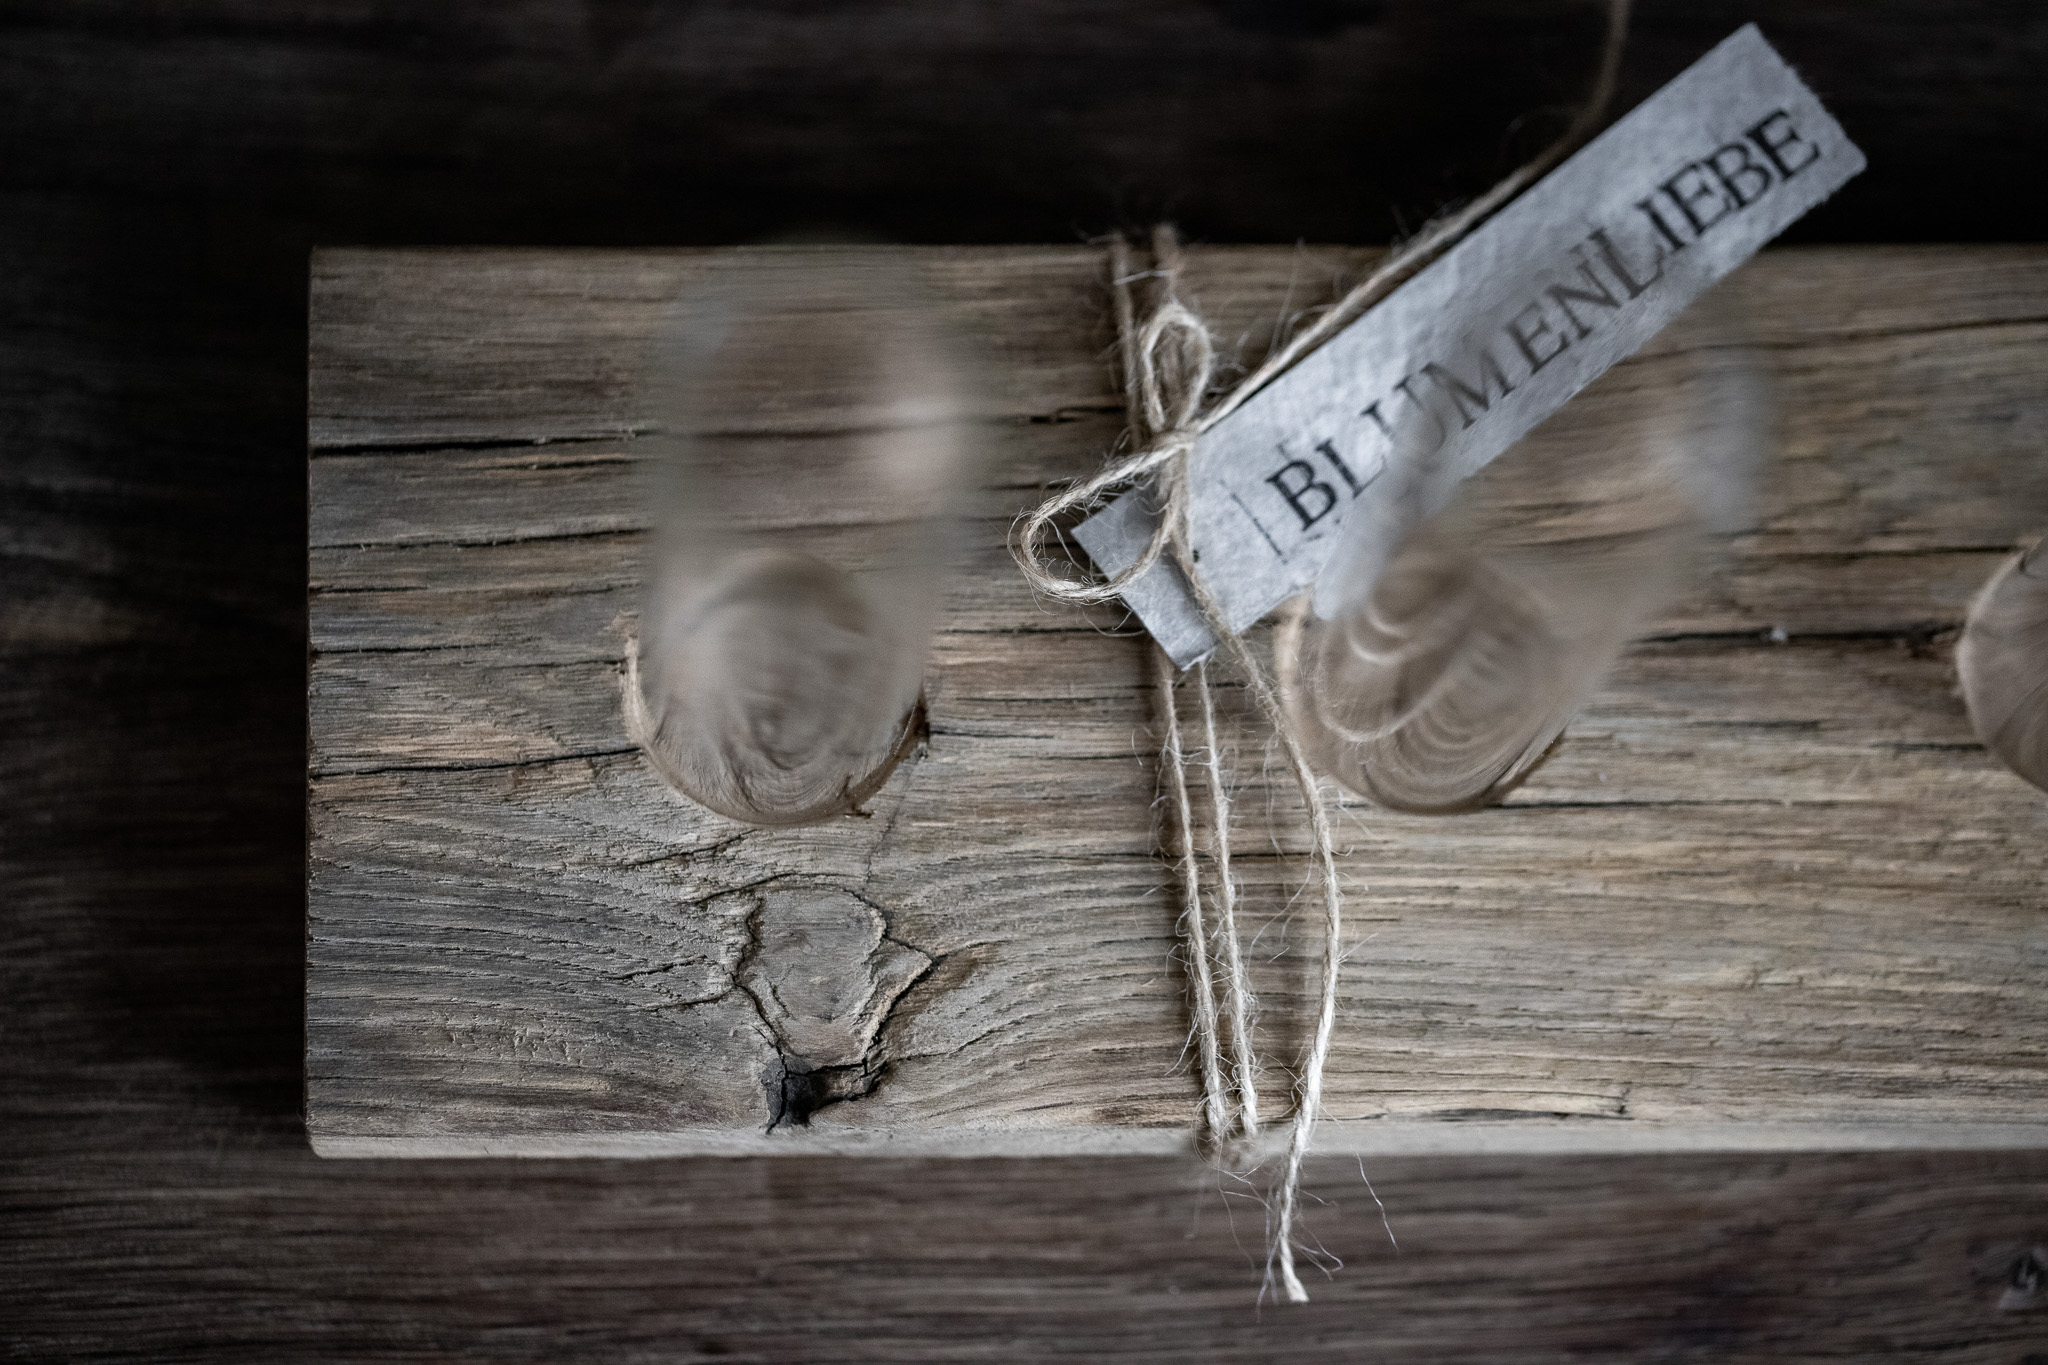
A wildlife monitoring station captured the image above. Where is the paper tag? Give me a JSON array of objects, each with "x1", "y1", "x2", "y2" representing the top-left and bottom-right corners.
[{"x1": 1071, "y1": 24, "x2": 1863, "y2": 667}]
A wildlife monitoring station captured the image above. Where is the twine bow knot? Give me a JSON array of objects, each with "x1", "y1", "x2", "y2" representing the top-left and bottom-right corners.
[
  {"x1": 1011, "y1": 237, "x2": 1221, "y2": 611},
  {"x1": 1133, "y1": 294, "x2": 1215, "y2": 454}
]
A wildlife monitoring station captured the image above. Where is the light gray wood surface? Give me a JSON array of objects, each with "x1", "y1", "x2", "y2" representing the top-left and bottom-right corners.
[{"x1": 308, "y1": 245, "x2": 2048, "y2": 1156}]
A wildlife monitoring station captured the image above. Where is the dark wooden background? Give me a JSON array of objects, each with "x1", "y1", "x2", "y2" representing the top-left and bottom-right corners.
[{"x1": 6, "y1": 2, "x2": 2048, "y2": 1358}]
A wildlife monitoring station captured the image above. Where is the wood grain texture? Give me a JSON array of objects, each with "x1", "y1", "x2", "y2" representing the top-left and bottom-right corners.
[
  {"x1": 308, "y1": 245, "x2": 2048, "y2": 1156},
  {"x1": 11, "y1": 4, "x2": 2048, "y2": 1355},
  {"x1": 16, "y1": 1135, "x2": 2048, "y2": 1362},
  {"x1": 17, "y1": 620, "x2": 2048, "y2": 1361}
]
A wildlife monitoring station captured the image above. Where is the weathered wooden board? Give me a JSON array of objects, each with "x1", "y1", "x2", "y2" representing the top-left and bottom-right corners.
[{"x1": 308, "y1": 245, "x2": 2048, "y2": 1157}]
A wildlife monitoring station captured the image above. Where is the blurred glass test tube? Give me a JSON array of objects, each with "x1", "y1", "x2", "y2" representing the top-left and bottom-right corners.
[
  {"x1": 1283, "y1": 294, "x2": 1770, "y2": 813},
  {"x1": 629, "y1": 252, "x2": 982, "y2": 826}
]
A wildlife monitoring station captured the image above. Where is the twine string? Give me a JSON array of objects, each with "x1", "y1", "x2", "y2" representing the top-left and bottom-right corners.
[
  {"x1": 1196, "y1": 661, "x2": 1260, "y2": 1140},
  {"x1": 1098, "y1": 226, "x2": 1345, "y2": 1298},
  {"x1": 1007, "y1": 0, "x2": 1632, "y2": 1304},
  {"x1": 1118, "y1": 231, "x2": 1259, "y2": 1157},
  {"x1": 1154, "y1": 643, "x2": 1233, "y2": 1144}
]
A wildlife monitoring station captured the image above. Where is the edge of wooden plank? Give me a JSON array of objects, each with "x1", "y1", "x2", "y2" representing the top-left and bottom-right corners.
[{"x1": 311, "y1": 1121, "x2": 2048, "y2": 1160}]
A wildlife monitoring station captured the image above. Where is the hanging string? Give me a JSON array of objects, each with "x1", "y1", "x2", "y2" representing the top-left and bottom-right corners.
[
  {"x1": 1090, "y1": 228, "x2": 1346, "y2": 1299},
  {"x1": 1155, "y1": 643, "x2": 1234, "y2": 1146},
  {"x1": 1008, "y1": 0, "x2": 1633, "y2": 1303},
  {"x1": 1196, "y1": 661, "x2": 1260, "y2": 1141},
  {"x1": 1121, "y1": 228, "x2": 1260, "y2": 1158}
]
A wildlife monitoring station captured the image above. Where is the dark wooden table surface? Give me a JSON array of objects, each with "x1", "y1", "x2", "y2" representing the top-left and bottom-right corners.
[{"x1": 7, "y1": 3, "x2": 2048, "y2": 1358}]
